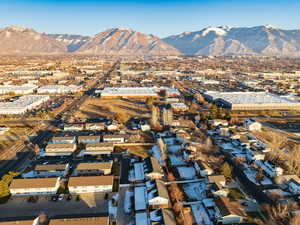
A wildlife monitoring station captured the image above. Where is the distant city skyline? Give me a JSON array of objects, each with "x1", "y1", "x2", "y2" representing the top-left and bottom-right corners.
[{"x1": 0, "y1": 0, "x2": 299, "y2": 37}]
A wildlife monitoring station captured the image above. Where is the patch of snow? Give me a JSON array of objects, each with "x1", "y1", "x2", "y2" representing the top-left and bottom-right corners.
[
  {"x1": 177, "y1": 166, "x2": 196, "y2": 180},
  {"x1": 124, "y1": 190, "x2": 133, "y2": 214},
  {"x1": 202, "y1": 27, "x2": 227, "y2": 36},
  {"x1": 191, "y1": 203, "x2": 213, "y2": 225},
  {"x1": 183, "y1": 181, "x2": 207, "y2": 201},
  {"x1": 169, "y1": 154, "x2": 186, "y2": 166}
]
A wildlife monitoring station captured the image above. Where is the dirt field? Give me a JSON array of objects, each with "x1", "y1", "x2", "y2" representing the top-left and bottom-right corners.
[
  {"x1": 115, "y1": 145, "x2": 151, "y2": 158},
  {"x1": 75, "y1": 98, "x2": 150, "y2": 123}
]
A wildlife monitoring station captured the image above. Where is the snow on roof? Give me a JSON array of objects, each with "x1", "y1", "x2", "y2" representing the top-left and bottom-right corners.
[
  {"x1": 134, "y1": 162, "x2": 145, "y2": 181},
  {"x1": 191, "y1": 203, "x2": 213, "y2": 225},
  {"x1": 205, "y1": 91, "x2": 299, "y2": 104},
  {"x1": 134, "y1": 186, "x2": 147, "y2": 211},
  {"x1": 101, "y1": 87, "x2": 157, "y2": 97},
  {"x1": 135, "y1": 212, "x2": 150, "y2": 225}
]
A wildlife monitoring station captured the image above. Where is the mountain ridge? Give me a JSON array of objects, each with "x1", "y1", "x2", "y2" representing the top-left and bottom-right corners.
[{"x1": 1, "y1": 25, "x2": 300, "y2": 56}]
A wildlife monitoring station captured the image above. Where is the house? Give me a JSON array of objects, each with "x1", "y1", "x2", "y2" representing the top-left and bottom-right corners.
[
  {"x1": 44, "y1": 143, "x2": 76, "y2": 156},
  {"x1": 10, "y1": 177, "x2": 60, "y2": 196},
  {"x1": 144, "y1": 157, "x2": 164, "y2": 180},
  {"x1": 208, "y1": 175, "x2": 226, "y2": 187},
  {"x1": 148, "y1": 179, "x2": 170, "y2": 209},
  {"x1": 134, "y1": 186, "x2": 148, "y2": 211},
  {"x1": 161, "y1": 209, "x2": 177, "y2": 225},
  {"x1": 210, "y1": 119, "x2": 229, "y2": 127},
  {"x1": 85, "y1": 123, "x2": 105, "y2": 131},
  {"x1": 68, "y1": 176, "x2": 114, "y2": 193},
  {"x1": 135, "y1": 212, "x2": 150, "y2": 225},
  {"x1": 215, "y1": 196, "x2": 246, "y2": 224},
  {"x1": 48, "y1": 217, "x2": 109, "y2": 225},
  {"x1": 78, "y1": 135, "x2": 101, "y2": 144},
  {"x1": 64, "y1": 123, "x2": 84, "y2": 131},
  {"x1": 134, "y1": 162, "x2": 145, "y2": 182},
  {"x1": 103, "y1": 134, "x2": 125, "y2": 143},
  {"x1": 50, "y1": 136, "x2": 76, "y2": 144},
  {"x1": 196, "y1": 161, "x2": 213, "y2": 177},
  {"x1": 106, "y1": 122, "x2": 119, "y2": 131},
  {"x1": 22, "y1": 164, "x2": 69, "y2": 178},
  {"x1": 255, "y1": 161, "x2": 283, "y2": 178},
  {"x1": 83, "y1": 142, "x2": 114, "y2": 155},
  {"x1": 73, "y1": 162, "x2": 113, "y2": 176},
  {"x1": 244, "y1": 119, "x2": 262, "y2": 131},
  {"x1": 287, "y1": 177, "x2": 300, "y2": 195}
]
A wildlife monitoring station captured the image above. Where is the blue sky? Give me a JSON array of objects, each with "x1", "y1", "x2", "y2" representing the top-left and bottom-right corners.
[{"x1": 0, "y1": 0, "x2": 299, "y2": 37}]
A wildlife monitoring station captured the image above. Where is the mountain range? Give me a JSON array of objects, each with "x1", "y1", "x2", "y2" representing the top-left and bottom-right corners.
[{"x1": 1, "y1": 25, "x2": 300, "y2": 56}]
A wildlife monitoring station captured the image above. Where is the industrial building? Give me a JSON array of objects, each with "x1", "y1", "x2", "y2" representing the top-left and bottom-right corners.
[
  {"x1": 0, "y1": 85, "x2": 37, "y2": 95},
  {"x1": 37, "y1": 85, "x2": 81, "y2": 94},
  {"x1": 203, "y1": 91, "x2": 300, "y2": 110},
  {"x1": 0, "y1": 95, "x2": 50, "y2": 114},
  {"x1": 99, "y1": 87, "x2": 158, "y2": 98}
]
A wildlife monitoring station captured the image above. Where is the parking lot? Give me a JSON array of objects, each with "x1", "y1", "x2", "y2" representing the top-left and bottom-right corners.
[{"x1": 0, "y1": 193, "x2": 109, "y2": 220}]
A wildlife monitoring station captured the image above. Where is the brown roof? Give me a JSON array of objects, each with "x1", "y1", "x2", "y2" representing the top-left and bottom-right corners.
[
  {"x1": 49, "y1": 217, "x2": 109, "y2": 225},
  {"x1": 10, "y1": 178, "x2": 58, "y2": 189},
  {"x1": 52, "y1": 136, "x2": 75, "y2": 141},
  {"x1": 162, "y1": 209, "x2": 177, "y2": 225},
  {"x1": 155, "y1": 179, "x2": 169, "y2": 199},
  {"x1": 45, "y1": 143, "x2": 76, "y2": 152},
  {"x1": 35, "y1": 164, "x2": 67, "y2": 171},
  {"x1": 208, "y1": 175, "x2": 226, "y2": 184},
  {"x1": 78, "y1": 136, "x2": 101, "y2": 142},
  {"x1": 76, "y1": 162, "x2": 112, "y2": 171},
  {"x1": 215, "y1": 196, "x2": 246, "y2": 217},
  {"x1": 68, "y1": 176, "x2": 114, "y2": 187},
  {"x1": 103, "y1": 134, "x2": 125, "y2": 139},
  {"x1": 0, "y1": 220, "x2": 34, "y2": 225}
]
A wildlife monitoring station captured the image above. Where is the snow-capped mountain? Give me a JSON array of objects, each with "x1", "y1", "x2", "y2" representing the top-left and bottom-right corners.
[
  {"x1": 76, "y1": 28, "x2": 181, "y2": 56},
  {"x1": 163, "y1": 25, "x2": 300, "y2": 56},
  {"x1": 0, "y1": 26, "x2": 67, "y2": 55},
  {"x1": 47, "y1": 34, "x2": 91, "y2": 52}
]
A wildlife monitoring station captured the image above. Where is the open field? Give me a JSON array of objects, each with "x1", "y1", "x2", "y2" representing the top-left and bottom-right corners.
[
  {"x1": 115, "y1": 145, "x2": 151, "y2": 158},
  {"x1": 0, "y1": 128, "x2": 30, "y2": 151},
  {"x1": 75, "y1": 98, "x2": 150, "y2": 123}
]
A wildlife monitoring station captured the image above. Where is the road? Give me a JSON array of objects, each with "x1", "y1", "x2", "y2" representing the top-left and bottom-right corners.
[{"x1": 0, "y1": 61, "x2": 119, "y2": 177}]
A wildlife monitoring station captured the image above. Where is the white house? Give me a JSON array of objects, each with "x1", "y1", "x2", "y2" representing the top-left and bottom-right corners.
[
  {"x1": 82, "y1": 142, "x2": 114, "y2": 155},
  {"x1": 44, "y1": 143, "x2": 77, "y2": 156},
  {"x1": 244, "y1": 119, "x2": 262, "y2": 131},
  {"x1": 22, "y1": 164, "x2": 69, "y2": 178},
  {"x1": 68, "y1": 176, "x2": 114, "y2": 194},
  {"x1": 50, "y1": 136, "x2": 76, "y2": 144},
  {"x1": 78, "y1": 135, "x2": 101, "y2": 144},
  {"x1": 10, "y1": 177, "x2": 60, "y2": 196},
  {"x1": 72, "y1": 162, "x2": 113, "y2": 176},
  {"x1": 103, "y1": 135, "x2": 125, "y2": 143},
  {"x1": 148, "y1": 180, "x2": 170, "y2": 209},
  {"x1": 215, "y1": 196, "x2": 246, "y2": 224}
]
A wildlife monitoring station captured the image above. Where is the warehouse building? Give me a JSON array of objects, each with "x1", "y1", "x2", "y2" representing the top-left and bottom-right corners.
[
  {"x1": 37, "y1": 85, "x2": 81, "y2": 94},
  {"x1": 99, "y1": 87, "x2": 158, "y2": 98},
  {"x1": 203, "y1": 91, "x2": 300, "y2": 110},
  {"x1": 0, "y1": 95, "x2": 49, "y2": 114},
  {"x1": 0, "y1": 85, "x2": 37, "y2": 95}
]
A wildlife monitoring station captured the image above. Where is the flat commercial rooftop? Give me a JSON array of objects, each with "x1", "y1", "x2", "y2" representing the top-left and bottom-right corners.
[
  {"x1": 100, "y1": 87, "x2": 157, "y2": 97},
  {"x1": 206, "y1": 91, "x2": 298, "y2": 105}
]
